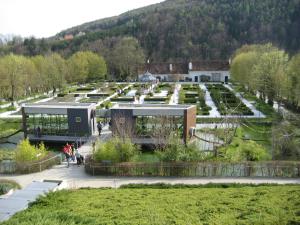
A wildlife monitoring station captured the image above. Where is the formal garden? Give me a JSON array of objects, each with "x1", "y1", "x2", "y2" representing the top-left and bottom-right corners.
[
  {"x1": 1, "y1": 184, "x2": 299, "y2": 225},
  {"x1": 144, "y1": 83, "x2": 174, "y2": 104},
  {"x1": 206, "y1": 84, "x2": 253, "y2": 116},
  {"x1": 179, "y1": 84, "x2": 211, "y2": 115}
]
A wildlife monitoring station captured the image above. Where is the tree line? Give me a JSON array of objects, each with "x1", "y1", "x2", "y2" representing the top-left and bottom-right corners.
[
  {"x1": 0, "y1": 51, "x2": 106, "y2": 102},
  {"x1": 1, "y1": 36, "x2": 145, "y2": 82},
  {"x1": 231, "y1": 44, "x2": 300, "y2": 111}
]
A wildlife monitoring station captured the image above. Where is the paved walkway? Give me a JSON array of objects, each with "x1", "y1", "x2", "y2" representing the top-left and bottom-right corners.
[
  {"x1": 169, "y1": 84, "x2": 180, "y2": 105},
  {"x1": 199, "y1": 84, "x2": 220, "y2": 117},
  {"x1": 224, "y1": 84, "x2": 266, "y2": 118},
  {"x1": 0, "y1": 181, "x2": 62, "y2": 222},
  {"x1": 2, "y1": 166, "x2": 299, "y2": 189}
]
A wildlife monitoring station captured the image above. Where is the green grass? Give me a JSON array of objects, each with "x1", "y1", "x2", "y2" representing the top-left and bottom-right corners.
[
  {"x1": 0, "y1": 119, "x2": 22, "y2": 138},
  {"x1": 0, "y1": 106, "x2": 16, "y2": 114},
  {"x1": 132, "y1": 153, "x2": 160, "y2": 163},
  {"x1": 2, "y1": 185, "x2": 300, "y2": 225}
]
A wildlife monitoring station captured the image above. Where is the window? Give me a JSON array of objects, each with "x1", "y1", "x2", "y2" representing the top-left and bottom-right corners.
[{"x1": 75, "y1": 117, "x2": 81, "y2": 123}]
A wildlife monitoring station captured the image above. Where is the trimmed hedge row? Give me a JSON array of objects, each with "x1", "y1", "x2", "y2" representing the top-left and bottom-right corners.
[
  {"x1": 144, "y1": 97, "x2": 168, "y2": 102},
  {"x1": 207, "y1": 84, "x2": 254, "y2": 115},
  {"x1": 111, "y1": 97, "x2": 134, "y2": 102}
]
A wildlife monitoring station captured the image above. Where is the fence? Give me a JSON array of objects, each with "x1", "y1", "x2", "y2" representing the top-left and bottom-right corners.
[
  {"x1": 0, "y1": 153, "x2": 62, "y2": 174},
  {"x1": 85, "y1": 160, "x2": 300, "y2": 178}
]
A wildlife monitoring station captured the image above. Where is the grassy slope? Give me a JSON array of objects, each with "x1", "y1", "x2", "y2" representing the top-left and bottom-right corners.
[
  {"x1": 2, "y1": 185, "x2": 300, "y2": 225},
  {"x1": 0, "y1": 119, "x2": 22, "y2": 138}
]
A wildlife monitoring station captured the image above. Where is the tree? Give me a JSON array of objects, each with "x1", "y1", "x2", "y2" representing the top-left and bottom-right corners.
[
  {"x1": 67, "y1": 51, "x2": 107, "y2": 83},
  {"x1": 45, "y1": 53, "x2": 67, "y2": 94},
  {"x1": 252, "y1": 49, "x2": 288, "y2": 105},
  {"x1": 287, "y1": 53, "x2": 300, "y2": 109},
  {"x1": 31, "y1": 55, "x2": 50, "y2": 92},
  {"x1": 110, "y1": 37, "x2": 145, "y2": 80},
  {"x1": 85, "y1": 52, "x2": 107, "y2": 82},
  {"x1": 0, "y1": 54, "x2": 27, "y2": 103},
  {"x1": 230, "y1": 51, "x2": 259, "y2": 92}
]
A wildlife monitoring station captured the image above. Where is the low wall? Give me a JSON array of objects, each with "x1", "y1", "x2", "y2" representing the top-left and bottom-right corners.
[{"x1": 85, "y1": 160, "x2": 300, "y2": 178}]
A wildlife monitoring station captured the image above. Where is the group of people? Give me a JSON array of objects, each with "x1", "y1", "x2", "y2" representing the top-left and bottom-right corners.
[{"x1": 62, "y1": 142, "x2": 84, "y2": 167}]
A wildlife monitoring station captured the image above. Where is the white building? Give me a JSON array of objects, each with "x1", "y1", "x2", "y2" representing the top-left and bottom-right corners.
[{"x1": 138, "y1": 61, "x2": 230, "y2": 83}]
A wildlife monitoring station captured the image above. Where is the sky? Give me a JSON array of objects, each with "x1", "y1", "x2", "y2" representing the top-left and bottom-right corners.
[{"x1": 0, "y1": 0, "x2": 164, "y2": 38}]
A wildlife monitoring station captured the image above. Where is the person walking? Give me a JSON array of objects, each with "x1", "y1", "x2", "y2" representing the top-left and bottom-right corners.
[
  {"x1": 63, "y1": 143, "x2": 71, "y2": 168},
  {"x1": 71, "y1": 143, "x2": 76, "y2": 162},
  {"x1": 97, "y1": 122, "x2": 102, "y2": 136}
]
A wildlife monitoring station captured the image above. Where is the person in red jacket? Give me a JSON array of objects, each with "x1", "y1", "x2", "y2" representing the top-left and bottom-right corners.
[{"x1": 63, "y1": 143, "x2": 71, "y2": 167}]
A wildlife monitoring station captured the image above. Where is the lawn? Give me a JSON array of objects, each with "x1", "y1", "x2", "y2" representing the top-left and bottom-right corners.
[
  {"x1": 0, "y1": 119, "x2": 22, "y2": 138},
  {"x1": 2, "y1": 185, "x2": 300, "y2": 225}
]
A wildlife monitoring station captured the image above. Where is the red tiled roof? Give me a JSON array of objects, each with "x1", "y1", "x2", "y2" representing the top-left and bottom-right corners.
[
  {"x1": 138, "y1": 61, "x2": 229, "y2": 75},
  {"x1": 190, "y1": 61, "x2": 230, "y2": 71}
]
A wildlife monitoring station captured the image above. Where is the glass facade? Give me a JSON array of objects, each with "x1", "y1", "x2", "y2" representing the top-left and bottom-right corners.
[
  {"x1": 135, "y1": 116, "x2": 183, "y2": 137},
  {"x1": 27, "y1": 114, "x2": 69, "y2": 136}
]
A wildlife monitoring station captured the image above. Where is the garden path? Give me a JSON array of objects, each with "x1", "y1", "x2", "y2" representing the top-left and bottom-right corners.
[
  {"x1": 96, "y1": 84, "x2": 132, "y2": 107},
  {"x1": 224, "y1": 84, "x2": 266, "y2": 118},
  {"x1": 169, "y1": 84, "x2": 180, "y2": 105},
  {"x1": 199, "y1": 84, "x2": 220, "y2": 117}
]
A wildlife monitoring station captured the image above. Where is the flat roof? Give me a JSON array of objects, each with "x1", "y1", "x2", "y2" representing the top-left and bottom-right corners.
[
  {"x1": 112, "y1": 103, "x2": 195, "y2": 110},
  {"x1": 111, "y1": 104, "x2": 196, "y2": 117},
  {"x1": 23, "y1": 103, "x2": 96, "y2": 115},
  {"x1": 23, "y1": 103, "x2": 95, "y2": 109}
]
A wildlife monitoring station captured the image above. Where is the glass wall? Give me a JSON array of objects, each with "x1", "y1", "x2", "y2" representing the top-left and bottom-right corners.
[
  {"x1": 27, "y1": 114, "x2": 69, "y2": 136},
  {"x1": 135, "y1": 116, "x2": 183, "y2": 137}
]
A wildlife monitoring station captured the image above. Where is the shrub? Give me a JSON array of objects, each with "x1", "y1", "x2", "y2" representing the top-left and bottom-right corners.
[
  {"x1": 0, "y1": 179, "x2": 21, "y2": 195},
  {"x1": 15, "y1": 139, "x2": 47, "y2": 163},
  {"x1": 144, "y1": 97, "x2": 167, "y2": 102},
  {"x1": 156, "y1": 134, "x2": 205, "y2": 162},
  {"x1": 184, "y1": 98, "x2": 197, "y2": 104},
  {"x1": 94, "y1": 138, "x2": 140, "y2": 163},
  {"x1": 221, "y1": 139, "x2": 270, "y2": 162}
]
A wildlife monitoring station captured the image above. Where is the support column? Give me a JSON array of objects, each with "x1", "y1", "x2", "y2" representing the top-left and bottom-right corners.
[{"x1": 21, "y1": 107, "x2": 28, "y2": 139}]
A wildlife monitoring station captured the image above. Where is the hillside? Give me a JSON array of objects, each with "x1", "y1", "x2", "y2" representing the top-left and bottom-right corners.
[{"x1": 2, "y1": 0, "x2": 300, "y2": 62}]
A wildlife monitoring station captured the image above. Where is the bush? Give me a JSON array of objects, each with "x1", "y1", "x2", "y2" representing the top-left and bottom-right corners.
[
  {"x1": 57, "y1": 93, "x2": 67, "y2": 97},
  {"x1": 156, "y1": 134, "x2": 205, "y2": 162},
  {"x1": 15, "y1": 139, "x2": 47, "y2": 163},
  {"x1": 183, "y1": 98, "x2": 197, "y2": 104},
  {"x1": 144, "y1": 97, "x2": 168, "y2": 102},
  {"x1": 0, "y1": 179, "x2": 21, "y2": 195},
  {"x1": 111, "y1": 97, "x2": 134, "y2": 102},
  {"x1": 94, "y1": 138, "x2": 140, "y2": 163},
  {"x1": 221, "y1": 139, "x2": 270, "y2": 162}
]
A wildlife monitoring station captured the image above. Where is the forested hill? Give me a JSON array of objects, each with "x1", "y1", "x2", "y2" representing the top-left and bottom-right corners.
[{"x1": 2, "y1": 0, "x2": 300, "y2": 62}]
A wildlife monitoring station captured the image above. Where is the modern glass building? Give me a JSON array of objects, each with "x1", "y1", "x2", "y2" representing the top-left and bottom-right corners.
[
  {"x1": 22, "y1": 103, "x2": 97, "y2": 143},
  {"x1": 110, "y1": 104, "x2": 196, "y2": 144}
]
